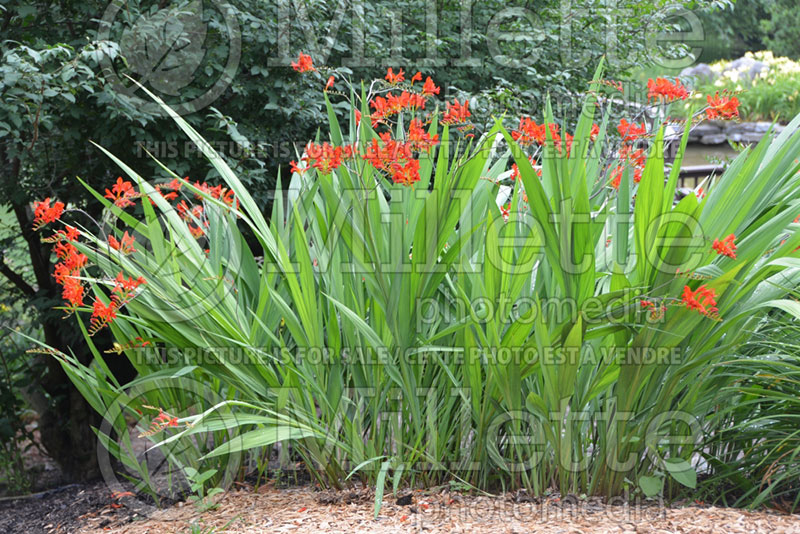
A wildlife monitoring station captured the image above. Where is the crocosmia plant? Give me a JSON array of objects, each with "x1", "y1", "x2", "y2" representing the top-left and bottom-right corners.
[{"x1": 29, "y1": 57, "x2": 800, "y2": 511}]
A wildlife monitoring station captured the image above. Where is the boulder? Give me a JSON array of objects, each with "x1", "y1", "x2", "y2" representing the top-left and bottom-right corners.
[
  {"x1": 680, "y1": 63, "x2": 715, "y2": 84},
  {"x1": 690, "y1": 123, "x2": 723, "y2": 137},
  {"x1": 749, "y1": 61, "x2": 769, "y2": 80},
  {"x1": 700, "y1": 134, "x2": 727, "y2": 145},
  {"x1": 752, "y1": 121, "x2": 775, "y2": 133},
  {"x1": 726, "y1": 122, "x2": 780, "y2": 136},
  {"x1": 725, "y1": 123, "x2": 751, "y2": 135},
  {"x1": 722, "y1": 57, "x2": 769, "y2": 81},
  {"x1": 731, "y1": 132, "x2": 769, "y2": 143},
  {"x1": 725, "y1": 56, "x2": 756, "y2": 72}
]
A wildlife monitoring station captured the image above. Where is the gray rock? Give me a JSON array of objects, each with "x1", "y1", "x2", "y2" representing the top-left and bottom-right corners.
[
  {"x1": 700, "y1": 134, "x2": 728, "y2": 145},
  {"x1": 725, "y1": 123, "x2": 751, "y2": 135},
  {"x1": 749, "y1": 61, "x2": 769, "y2": 80},
  {"x1": 725, "y1": 56, "x2": 757, "y2": 72},
  {"x1": 727, "y1": 122, "x2": 779, "y2": 136},
  {"x1": 722, "y1": 57, "x2": 770, "y2": 81},
  {"x1": 752, "y1": 121, "x2": 774, "y2": 133},
  {"x1": 690, "y1": 123, "x2": 723, "y2": 137},
  {"x1": 680, "y1": 63, "x2": 717, "y2": 83},
  {"x1": 737, "y1": 132, "x2": 768, "y2": 143},
  {"x1": 680, "y1": 63, "x2": 716, "y2": 84}
]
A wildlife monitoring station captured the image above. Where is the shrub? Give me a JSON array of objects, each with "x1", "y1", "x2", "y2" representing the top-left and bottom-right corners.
[{"x1": 27, "y1": 64, "x2": 800, "y2": 511}]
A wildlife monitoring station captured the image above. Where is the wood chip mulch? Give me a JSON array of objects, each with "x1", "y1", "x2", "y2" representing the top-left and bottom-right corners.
[{"x1": 76, "y1": 485, "x2": 800, "y2": 534}]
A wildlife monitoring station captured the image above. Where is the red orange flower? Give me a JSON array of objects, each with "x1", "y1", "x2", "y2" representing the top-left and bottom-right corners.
[
  {"x1": 442, "y1": 99, "x2": 471, "y2": 125},
  {"x1": 407, "y1": 119, "x2": 440, "y2": 151},
  {"x1": 104, "y1": 177, "x2": 138, "y2": 208},
  {"x1": 385, "y1": 67, "x2": 405, "y2": 84},
  {"x1": 390, "y1": 159, "x2": 421, "y2": 186},
  {"x1": 112, "y1": 273, "x2": 146, "y2": 303},
  {"x1": 712, "y1": 234, "x2": 737, "y2": 259},
  {"x1": 363, "y1": 132, "x2": 414, "y2": 171},
  {"x1": 291, "y1": 53, "x2": 314, "y2": 72},
  {"x1": 421, "y1": 77, "x2": 440, "y2": 96},
  {"x1": 32, "y1": 198, "x2": 65, "y2": 228},
  {"x1": 140, "y1": 407, "x2": 180, "y2": 437},
  {"x1": 61, "y1": 277, "x2": 85, "y2": 309},
  {"x1": 153, "y1": 178, "x2": 182, "y2": 202},
  {"x1": 609, "y1": 165, "x2": 624, "y2": 189},
  {"x1": 177, "y1": 200, "x2": 204, "y2": 221},
  {"x1": 187, "y1": 181, "x2": 237, "y2": 209},
  {"x1": 91, "y1": 298, "x2": 118, "y2": 331},
  {"x1": 325, "y1": 75, "x2": 335, "y2": 91},
  {"x1": 681, "y1": 284, "x2": 718, "y2": 317},
  {"x1": 369, "y1": 91, "x2": 427, "y2": 125},
  {"x1": 363, "y1": 132, "x2": 421, "y2": 187},
  {"x1": 647, "y1": 77, "x2": 689, "y2": 103},
  {"x1": 188, "y1": 224, "x2": 205, "y2": 238},
  {"x1": 54, "y1": 241, "x2": 77, "y2": 260},
  {"x1": 290, "y1": 160, "x2": 306, "y2": 175},
  {"x1": 56, "y1": 225, "x2": 81, "y2": 242},
  {"x1": 706, "y1": 92, "x2": 740, "y2": 120},
  {"x1": 500, "y1": 203, "x2": 510, "y2": 223},
  {"x1": 160, "y1": 178, "x2": 182, "y2": 192},
  {"x1": 303, "y1": 142, "x2": 355, "y2": 175},
  {"x1": 108, "y1": 231, "x2": 137, "y2": 254},
  {"x1": 511, "y1": 117, "x2": 565, "y2": 148},
  {"x1": 617, "y1": 119, "x2": 647, "y2": 142}
]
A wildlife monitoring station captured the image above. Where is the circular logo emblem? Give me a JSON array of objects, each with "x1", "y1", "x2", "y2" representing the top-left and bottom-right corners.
[{"x1": 97, "y1": 0, "x2": 241, "y2": 116}]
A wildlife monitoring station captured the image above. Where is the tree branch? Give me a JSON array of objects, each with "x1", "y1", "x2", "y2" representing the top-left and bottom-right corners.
[
  {"x1": 0, "y1": 252, "x2": 36, "y2": 296},
  {"x1": 11, "y1": 195, "x2": 53, "y2": 294}
]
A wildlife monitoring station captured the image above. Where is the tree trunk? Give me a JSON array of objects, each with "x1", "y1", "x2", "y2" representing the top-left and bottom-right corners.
[{"x1": 10, "y1": 175, "x2": 101, "y2": 481}]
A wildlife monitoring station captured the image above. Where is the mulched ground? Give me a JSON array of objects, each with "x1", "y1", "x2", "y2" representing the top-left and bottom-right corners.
[
  {"x1": 46, "y1": 485, "x2": 798, "y2": 534},
  {"x1": 0, "y1": 481, "x2": 142, "y2": 534},
  {"x1": 1, "y1": 479, "x2": 798, "y2": 533}
]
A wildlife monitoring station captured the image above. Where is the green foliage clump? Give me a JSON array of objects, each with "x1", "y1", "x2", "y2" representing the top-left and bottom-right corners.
[
  {"x1": 0, "y1": 0, "x2": 728, "y2": 477},
  {"x1": 701, "y1": 312, "x2": 800, "y2": 512},
  {"x1": 28, "y1": 63, "x2": 800, "y2": 513}
]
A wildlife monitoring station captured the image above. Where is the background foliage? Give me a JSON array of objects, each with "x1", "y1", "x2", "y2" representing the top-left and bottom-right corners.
[{"x1": 694, "y1": 0, "x2": 800, "y2": 63}]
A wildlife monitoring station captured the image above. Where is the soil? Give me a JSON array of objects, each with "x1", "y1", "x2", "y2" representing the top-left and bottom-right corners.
[
  {"x1": 0, "y1": 481, "x2": 141, "y2": 534},
  {"x1": 85, "y1": 486, "x2": 800, "y2": 534},
  {"x1": 0, "y1": 422, "x2": 143, "y2": 534},
  {"x1": 0, "y1": 483, "x2": 793, "y2": 534},
  {"x1": 2, "y1": 428, "x2": 798, "y2": 533}
]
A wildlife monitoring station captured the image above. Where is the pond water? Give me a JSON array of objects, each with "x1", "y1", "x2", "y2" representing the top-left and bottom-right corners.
[
  {"x1": 681, "y1": 142, "x2": 742, "y2": 167},
  {"x1": 673, "y1": 142, "x2": 744, "y2": 189}
]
